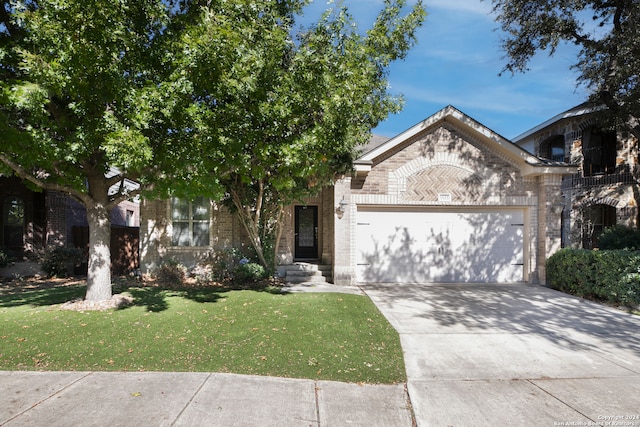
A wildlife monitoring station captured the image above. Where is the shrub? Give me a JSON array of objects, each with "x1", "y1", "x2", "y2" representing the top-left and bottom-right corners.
[
  {"x1": 597, "y1": 225, "x2": 640, "y2": 250},
  {"x1": 189, "y1": 263, "x2": 215, "y2": 285},
  {"x1": 234, "y1": 262, "x2": 266, "y2": 284},
  {"x1": 153, "y1": 259, "x2": 187, "y2": 285},
  {"x1": 0, "y1": 249, "x2": 9, "y2": 268},
  {"x1": 40, "y1": 247, "x2": 85, "y2": 277},
  {"x1": 547, "y1": 248, "x2": 640, "y2": 308},
  {"x1": 198, "y1": 248, "x2": 246, "y2": 282}
]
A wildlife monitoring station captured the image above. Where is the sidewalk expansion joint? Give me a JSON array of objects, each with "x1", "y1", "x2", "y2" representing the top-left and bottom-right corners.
[
  {"x1": 314, "y1": 382, "x2": 321, "y2": 427},
  {"x1": 526, "y1": 378, "x2": 596, "y2": 424},
  {"x1": 170, "y1": 372, "x2": 212, "y2": 426},
  {"x1": 2, "y1": 371, "x2": 93, "y2": 426}
]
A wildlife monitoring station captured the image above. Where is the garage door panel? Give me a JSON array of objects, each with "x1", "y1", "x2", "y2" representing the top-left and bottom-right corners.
[{"x1": 356, "y1": 209, "x2": 524, "y2": 283}]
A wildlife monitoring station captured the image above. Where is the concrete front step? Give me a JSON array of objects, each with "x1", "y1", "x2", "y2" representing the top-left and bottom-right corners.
[
  {"x1": 286, "y1": 275, "x2": 327, "y2": 284},
  {"x1": 286, "y1": 263, "x2": 331, "y2": 272},
  {"x1": 283, "y1": 263, "x2": 332, "y2": 284},
  {"x1": 286, "y1": 270, "x2": 324, "y2": 278}
]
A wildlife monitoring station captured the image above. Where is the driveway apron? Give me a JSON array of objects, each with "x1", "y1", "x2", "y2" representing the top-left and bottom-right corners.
[{"x1": 363, "y1": 283, "x2": 640, "y2": 427}]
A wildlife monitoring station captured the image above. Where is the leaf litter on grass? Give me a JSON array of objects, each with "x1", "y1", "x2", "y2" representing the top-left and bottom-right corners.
[{"x1": 0, "y1": 281, "x2": 405, "y2": 383}]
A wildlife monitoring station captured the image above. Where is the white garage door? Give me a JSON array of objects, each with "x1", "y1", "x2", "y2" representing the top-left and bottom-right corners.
[{"x1": 356, "y1": 208, "x2": 524, "y2": 283}]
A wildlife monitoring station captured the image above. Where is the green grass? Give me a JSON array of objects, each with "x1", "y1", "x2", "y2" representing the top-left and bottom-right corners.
[{"x1": 0, "y1": 282, "x2": 406, "y2": 384}]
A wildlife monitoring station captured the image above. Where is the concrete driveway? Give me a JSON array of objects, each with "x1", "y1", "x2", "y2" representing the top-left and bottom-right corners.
[{"x1": 363, "y1": 283, "x2": 640, "y2": 426}]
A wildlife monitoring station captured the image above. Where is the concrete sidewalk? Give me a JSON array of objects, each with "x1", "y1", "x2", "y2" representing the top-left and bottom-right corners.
[{"x1": 0, "y1": 371, "x2": 413, "y2": 426}]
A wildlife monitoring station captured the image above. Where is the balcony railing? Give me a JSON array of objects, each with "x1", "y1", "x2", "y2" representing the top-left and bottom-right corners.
[{"x1": 563, "y1": 168, "x2": 638, "y2": 190}]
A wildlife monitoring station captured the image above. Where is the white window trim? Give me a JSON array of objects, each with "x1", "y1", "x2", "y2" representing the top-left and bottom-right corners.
[{"x1": 168, "y1": 197, "x2": 212, "y2": 247}]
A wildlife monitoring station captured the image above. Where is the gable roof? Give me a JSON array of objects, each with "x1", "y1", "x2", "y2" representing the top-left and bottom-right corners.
[
  {"x1": 356, "y1": 105, "x2": 577, "y2": 177},
  {"x1": 512, "y1": 102, "x2": 604, "y2": 143},
  {"x1": 358, "y1": 134, "x2": 390, "y2": 156}
]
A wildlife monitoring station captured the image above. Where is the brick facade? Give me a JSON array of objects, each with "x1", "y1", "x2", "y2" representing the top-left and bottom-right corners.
[
  {"x1": 139, "y1": 106, "x2": 572, "y2": 285},
  {"x1": 0, "y1": 177, "x2": 140, "y2": 257},
  {"x1": 139, "y1": 194, "x2": 336, "y2": 274},
  {"x1": 333, "y1": 106, "x2": 573, "y2": 285},
  {"x1": 139, "y1": 198, "x2": 257, "y2": 272},
  {"x1": 515, "y1": 105, "x2": 639, "y2": 248}
]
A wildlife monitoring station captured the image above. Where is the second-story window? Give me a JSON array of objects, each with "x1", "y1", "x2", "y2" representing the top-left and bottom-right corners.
[
  {"x1": 541, "y1": 135, "x2": 565, "y2": 162},
  {"x1": 582, "y1": 127, "x2": 616, "y2": 176}
]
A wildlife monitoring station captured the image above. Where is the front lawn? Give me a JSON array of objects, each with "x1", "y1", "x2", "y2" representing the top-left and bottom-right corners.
[{"x1": 0, "y1": 279, "x2": 406, "y2": 384}]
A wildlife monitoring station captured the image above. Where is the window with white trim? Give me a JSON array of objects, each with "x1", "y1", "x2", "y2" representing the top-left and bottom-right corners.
[{"x1": 170, "y1": 197, "x2": 210, "y2": 247}]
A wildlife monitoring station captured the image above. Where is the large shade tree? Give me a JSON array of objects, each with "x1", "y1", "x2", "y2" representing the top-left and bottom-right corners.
[
  {"x1": 489, "y1": 0, "x2": 640, "y2": 138},
  {"x1": 0, "y1": 0, "x2": 210, "y2": 302},
  {"x1": 178, "y1": 1, "x2": 425, "y2": 269},
  {"x1": 0, "y1": 0, "x2": 425, "y2": 300}
]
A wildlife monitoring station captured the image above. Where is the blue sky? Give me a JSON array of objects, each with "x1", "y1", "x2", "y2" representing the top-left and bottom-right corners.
[{"x1": 305, "y1": 0, "x2": 589, "y2": 140}]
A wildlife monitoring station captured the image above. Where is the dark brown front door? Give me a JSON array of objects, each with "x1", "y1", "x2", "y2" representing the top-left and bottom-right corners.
[{"x1": 295, "y1": 206, "x2": 318, "y2": 259}]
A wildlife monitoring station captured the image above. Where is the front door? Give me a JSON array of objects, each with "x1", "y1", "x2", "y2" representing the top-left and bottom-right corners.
[{"x1": 295, "y1": 206, "x2": 318, "y2": 259}]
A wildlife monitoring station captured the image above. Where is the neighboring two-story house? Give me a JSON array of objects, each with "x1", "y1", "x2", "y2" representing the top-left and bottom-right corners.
[
  {"x1": 514, "y1": 103, "x2": 639, "y2": 249},
  {"x1": 0, "y1": 175, "x2": 140, "y2": 273}
]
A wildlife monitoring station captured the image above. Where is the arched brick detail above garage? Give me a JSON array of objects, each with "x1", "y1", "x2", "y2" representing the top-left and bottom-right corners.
[{"x1": 335, "y1": 106, "x2": 577, "y2": 286}]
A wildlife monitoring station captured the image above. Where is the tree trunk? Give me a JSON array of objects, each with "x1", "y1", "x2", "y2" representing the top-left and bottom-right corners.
[
  {"x1": 272, "y1": 205, "x2": 284, "y2": 273},
  {"x1": 230, "y1": 185, "x2": 270, "y2": 269},
  {"x1": 84, "y1": 202, "x2": 113, "y2": 302},
  {"x1": 237, "y1": 208, "x2": 269, "y2": 268}
]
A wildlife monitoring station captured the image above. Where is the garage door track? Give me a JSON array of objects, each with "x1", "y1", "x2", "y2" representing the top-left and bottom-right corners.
[{"x1": 364, "y1": 283, "x2": 640, "y2": 426}]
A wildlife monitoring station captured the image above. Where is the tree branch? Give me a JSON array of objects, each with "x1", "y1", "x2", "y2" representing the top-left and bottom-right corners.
[
  {"x1": 0, "y1": 153, "x2": 90, "y2": 204},
  {"x1": 107, "y1": 185, "x2": 145, "y2": 210}
]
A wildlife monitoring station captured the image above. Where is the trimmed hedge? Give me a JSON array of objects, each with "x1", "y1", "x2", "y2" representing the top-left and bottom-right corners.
[
  {"x1": 597, "y1": 225, "x2": 640, "y2": 250},
  {"x1": 234, "y1": 262, "x2": 266, "y2": 283},
  {"x1": 546, "y1": 248, "x2": 640, "y2": 308},
  {"x1": 40, "y1": 247, "x2": 85, "y2": 277}
]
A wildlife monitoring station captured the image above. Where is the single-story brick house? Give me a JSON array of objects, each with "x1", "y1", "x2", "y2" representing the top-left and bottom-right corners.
[{"x1": 140, "y1": 106, "x2": 576, "y2": 285}]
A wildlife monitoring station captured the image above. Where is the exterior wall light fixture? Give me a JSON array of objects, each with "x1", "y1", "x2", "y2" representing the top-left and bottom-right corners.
[{"x1": 336, "y1": 196, "x2": 348, "y2": 215}]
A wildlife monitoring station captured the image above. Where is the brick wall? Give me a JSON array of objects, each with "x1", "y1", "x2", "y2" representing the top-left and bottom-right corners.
[
  {"x1": 1, "y1": 177, "x2": 142, "y2": 255},
  {"x1": 333, "y1": 178, "x2": 353, "y2": 285},
  {"x1": 537, "y1": 174, "x2": 564, "y2": 284},
  {"x1": 352, "y1": 125, "x2": 536, "y2": 206},
  {"x1": 139, "y1": 198, "x2": 253, "y2": 273},
  {"x1": 333, "y1": 121, "x2": 553, "y2": 284},
  {"x1": 45, "y1": 191, "x2": 68, "y2": 247},
  {"x1": 525, "y1": 113, "x2": 639, "y2": 247},
  {"x1": 110, "y1": 199, "x2": 140, "y2": 227}
]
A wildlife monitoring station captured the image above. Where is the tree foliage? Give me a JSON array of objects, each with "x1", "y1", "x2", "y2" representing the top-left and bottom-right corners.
[
  {"x1": 0, "y1": 0, "x2": 425, "y2": 298},
  {"x1": 490, "y1": 0, "x2": 640, "y2": 137},
  {"x1": 0, "y1": 0, "x2": 202, "y2": 302},
  {"x1": 176, "y1": 0, "x2": 425, "y2": 269}
]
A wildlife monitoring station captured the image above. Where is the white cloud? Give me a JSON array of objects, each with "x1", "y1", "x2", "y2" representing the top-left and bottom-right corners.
[
  {"x1": 390, "y1": 82, "x2": 529, "y2": 115},
  {"x1": 426, "y1": 0, "x2": 493, "y2": 16}
]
